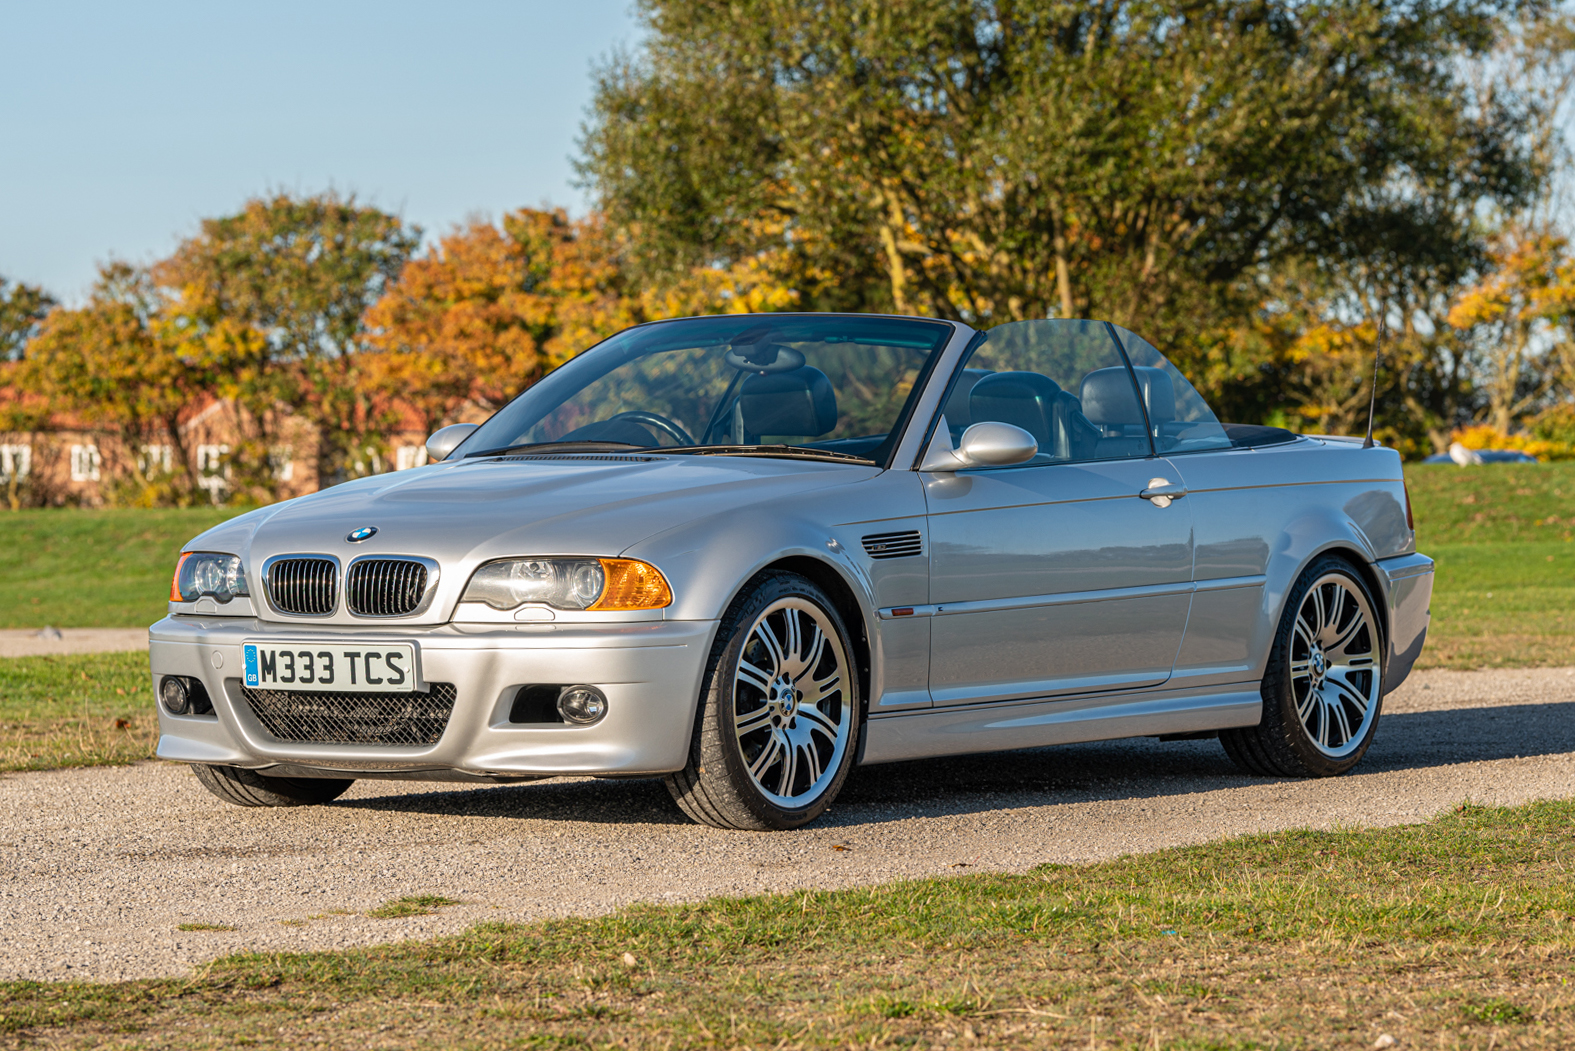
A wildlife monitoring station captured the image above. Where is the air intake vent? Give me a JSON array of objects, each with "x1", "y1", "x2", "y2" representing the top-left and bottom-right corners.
[
  {"x1": 489, "y1": 454, "x2": 659, "y2": 463},
  {"x1": 861, "y1": 530, "x2": 923, "y2": 560},
  {"x1": 347, "y1": 558, "x2": 430, "y2": 617},
  {"x1": 240, "y1": 682, "x2": 456, "y2": 746},
  {"x1": 267, "y1": 557, "x2": 337, "y2": 615}
]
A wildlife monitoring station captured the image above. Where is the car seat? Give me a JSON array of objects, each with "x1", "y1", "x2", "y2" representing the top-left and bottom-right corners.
[
  {"x1": 735, "y1": 366, "x2": 839, "y2": 441},
  {"x1": 968, "y1": 371, "x2": 1098, "y2": 461}
]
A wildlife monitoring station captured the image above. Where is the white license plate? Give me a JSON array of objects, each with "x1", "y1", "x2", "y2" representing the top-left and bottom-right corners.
[{"x1": 242, "y1": 642, "x2": 417, "y2": 693}]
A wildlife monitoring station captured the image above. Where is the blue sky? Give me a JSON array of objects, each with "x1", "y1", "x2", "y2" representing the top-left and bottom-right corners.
[{"x1": 0, "y1": 1, "x2": 639, "y2": 302}]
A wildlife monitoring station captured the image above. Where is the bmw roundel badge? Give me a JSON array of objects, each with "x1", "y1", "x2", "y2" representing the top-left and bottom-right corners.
[{"x1": 346, "y1": 526, "x2": 378, "y2": 543}]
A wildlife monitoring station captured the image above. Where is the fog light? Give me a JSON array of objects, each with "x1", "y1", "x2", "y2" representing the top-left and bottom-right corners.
[
  {"x1": 556, "y1": 685, "x2": 607, "y2": 725},
  {"x1": 159, "y1": 676, "x2": 190, "y2": 715}
]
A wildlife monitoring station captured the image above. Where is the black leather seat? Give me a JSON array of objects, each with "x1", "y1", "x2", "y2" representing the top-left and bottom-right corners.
[
  {"x1": 969, "y1": 371, "x2": 1098, "y2": 461},
  {"x1": 1079, "y1": 367, "x2": 1151, "y2": 459},
  {"x1": 737, "y1": 366, "x2": 839, "y2": 439}
]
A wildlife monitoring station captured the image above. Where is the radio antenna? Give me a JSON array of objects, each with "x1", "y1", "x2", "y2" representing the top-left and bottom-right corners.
[{"x1": 1362, "y1": 309, "x2": 1384, "y2": 449}]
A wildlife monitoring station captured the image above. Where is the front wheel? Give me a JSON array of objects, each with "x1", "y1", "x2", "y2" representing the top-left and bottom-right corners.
[
  {"x1": 192, "y1": 764, "x2": 355, "y2": 807},
  {"x1": 666, "y1": 573, "x2": 860, "y2": 830},
  {"x1": 1221, "y1": 555, "x2": 1386, "y2": 777}
]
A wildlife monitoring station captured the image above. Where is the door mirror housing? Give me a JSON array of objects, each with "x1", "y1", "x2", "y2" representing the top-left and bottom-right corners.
[
  {"x1": 425, "y1": 423, "x2": 479, "y2": 463},
  {"x1": 919, "y1": 417, "x2": 1038, "y2": 471}
]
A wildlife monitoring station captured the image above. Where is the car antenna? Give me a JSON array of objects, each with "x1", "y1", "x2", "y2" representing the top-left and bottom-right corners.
[{"x1": 1362, "y1": 309, "x2": 1384, "y2": 449}]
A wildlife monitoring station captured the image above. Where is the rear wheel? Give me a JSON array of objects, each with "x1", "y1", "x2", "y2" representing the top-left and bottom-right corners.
[
  {"x1": 666, "y1": 573, "x2": 860, "y2": 830},
  {"x1": 192, "y1": 764, "x2": 355, "y2": 807},
  {"x1": 1221, "y1": 556, "x2": 1385, "y2": 777}
]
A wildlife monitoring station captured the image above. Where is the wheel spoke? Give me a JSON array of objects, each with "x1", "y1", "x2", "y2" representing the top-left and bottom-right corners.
[
  {"x1": 749, "y1": 728, "x2": 785, "y2": 781},
  {"x1": 1288, "y1": 657, "x2": 1313, "y2": 681},
  {"x1": 1314, "y1": 694, "x2": 1332, "y2": 748},
  {"x1": 1326, "y1": 669, "x2": 1371, "y2": 716},
  {"x1": 777, "y1": 734, "x2": 798, "y2": 795},
  {"x1": 797, "y1": 701, "x2": 840, "y2": 739},
  {"x1": 796, "y1": 626, "x2": 828, "y2": 684},
  {"x1": 1328, "y1": 694, "x2": 1354, "y2": 746},
  {"x1": 1327, "y1": 610, "x2": 1368, "y2": 662},
  {"x1": 782, "y1": 608, "x2": 804, "y2": 673},
  {"x1": 1308, "y1": 585, "x2": 1327, "y2": 635},
  {"x1": 1297, "y1": 686, "x2": 1318, "y2": 724},
  {"x1": 734, "y1": 705, "x2": 773, "y2": 738},
  {"x1": 736, "y1": 659, "x2": 773, "y2": 697},
  {"x1": 754, "y1": 619, "x2": 786, "y2": 676},
  {"x1": 799, "y1": 739, "x2": 824, "y2": 786}
]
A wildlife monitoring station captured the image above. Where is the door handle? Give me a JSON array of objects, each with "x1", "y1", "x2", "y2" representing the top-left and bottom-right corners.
[{"x1": 1140, "y1": 478, "x2": 1187, "y2": 508}]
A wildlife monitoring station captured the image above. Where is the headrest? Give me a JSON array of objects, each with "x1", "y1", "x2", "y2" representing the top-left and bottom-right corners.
[
  {"x1": 739, "y1": 366, "x2": 838, "y2": 437},
  {"x1": 1079, "y1": 367, "x2": 1146, "y2": 427},
  {"x1": 969, "y1": 371, "x2": 1064, "y2": 445},
  {"x1": 1131, "y1": 366, "x2": 1176, "y2": 424}
]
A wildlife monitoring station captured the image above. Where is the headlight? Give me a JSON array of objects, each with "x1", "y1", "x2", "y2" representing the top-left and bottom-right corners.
[
  {"x1": 171, "y1": 552, "x2": 250, "y2": 604},
  {"x1": 461, "y1": 558, "x2": 672, "y2": 611}
]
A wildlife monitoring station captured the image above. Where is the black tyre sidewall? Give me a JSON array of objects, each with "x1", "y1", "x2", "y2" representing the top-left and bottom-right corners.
[
  {"x1": 707, "y1": 574, "x2": 861, "y2": 829},
  {"x1": 1265, "y1": 557, "x2": 1386, "y2": 776}
]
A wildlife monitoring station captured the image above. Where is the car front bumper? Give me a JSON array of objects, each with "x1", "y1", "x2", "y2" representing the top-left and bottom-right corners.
[{"x1": 149, "y1": 616, "x2": 717, "y2": 779}]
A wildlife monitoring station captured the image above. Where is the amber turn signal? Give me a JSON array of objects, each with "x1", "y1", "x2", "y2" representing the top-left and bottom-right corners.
[
  {"x1": 169, "y1": 552, "x2": 192, "y2": 602},
  {"x1": 589, "y1": 559, "x2": 673, "y2": 610}
]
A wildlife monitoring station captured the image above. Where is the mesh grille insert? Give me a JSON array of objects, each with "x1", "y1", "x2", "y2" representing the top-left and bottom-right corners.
[
  {"x1": 267, "y1": 558, "x2": 337, "y2": 615},
  {"x1": 347, "y1": 559, "x2": 428, "y2": 617},
  {"x1": 239, "y1": 682, "x2": 456, "y2": 746},
  {"x1": 862, "y1": 530, "x2": 923, "y2": 559}
]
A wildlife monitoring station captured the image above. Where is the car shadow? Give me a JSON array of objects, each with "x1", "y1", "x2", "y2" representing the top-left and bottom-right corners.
[{"x1": 334, "y1": 701, "x2": 1575, "y2": 828}]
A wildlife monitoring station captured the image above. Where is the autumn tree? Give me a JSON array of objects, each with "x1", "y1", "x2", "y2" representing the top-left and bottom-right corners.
[
  {"x1": 156, "y1": 192, "x2": 420, "y2": 487},
  {"x1": 581, "y1": 0, "x2": 1550, "y2": 403},
  {"x1": 1, "y1": 276, "x2": 55, "y2": 362},
  {"x1": 363, "y1": 208, "x2": 797, "y2": 437},
  {"x1": 18, "y1": 262, "x2": 256, "y2": 505}
]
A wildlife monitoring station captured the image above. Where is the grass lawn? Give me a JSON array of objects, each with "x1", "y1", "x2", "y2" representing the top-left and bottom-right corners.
[
  {"x1": 0, "y1": 507, "x2": 243, "y2": 629},
  {"x1": 1, "y1": 799, "x2": 1572, "y2": 1048},
  {"x1": 0, "y1": 652, "x2": 155, "y2": 772},
  {"x1": 1406, "y1": 462, "x2": 1575, "y2": 669}
]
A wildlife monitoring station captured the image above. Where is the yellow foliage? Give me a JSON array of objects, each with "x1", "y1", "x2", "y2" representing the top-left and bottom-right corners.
[{"x1": 1449, "y1": 423, "x2": 1574, "y2": 461}]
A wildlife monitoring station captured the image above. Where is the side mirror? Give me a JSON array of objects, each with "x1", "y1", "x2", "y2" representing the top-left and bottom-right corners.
[
  {"x1": 919, "y1": 418, "x2": 1038, "y2": 472},
  {"x1": 425, "y1": 423, "x2": 479, "y2": 463}
]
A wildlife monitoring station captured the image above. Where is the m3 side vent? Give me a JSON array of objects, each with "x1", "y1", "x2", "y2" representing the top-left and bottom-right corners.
[
  {"x1": 347, "y1": 559, "x2": 428, "y2": 617},
  {"x1": 267, "y1": 557, "x2": 338, "y2": 616},
  {"x1": 861, "y1": 530, "x2": 923, "y2": 560}
]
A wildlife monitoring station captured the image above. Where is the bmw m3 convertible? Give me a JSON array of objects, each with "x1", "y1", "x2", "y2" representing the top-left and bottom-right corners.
[{"x1": 150, "y1": 315, "x2": 1434, "y2": 829}]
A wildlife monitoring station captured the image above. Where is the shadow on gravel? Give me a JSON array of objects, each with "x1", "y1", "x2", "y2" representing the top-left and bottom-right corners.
[{"x1": 334, "y1": 701, "x2": 1575, "y2": 828}]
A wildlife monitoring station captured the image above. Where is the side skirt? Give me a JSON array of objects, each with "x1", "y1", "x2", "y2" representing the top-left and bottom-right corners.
[{"x1": 858, "y1": 681, "x2": 1262, "y2": 765}]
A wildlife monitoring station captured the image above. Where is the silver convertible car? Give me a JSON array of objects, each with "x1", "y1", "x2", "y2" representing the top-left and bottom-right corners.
[{"x1": 150, "y1": 315, "x2": 1434, "y2": 830}]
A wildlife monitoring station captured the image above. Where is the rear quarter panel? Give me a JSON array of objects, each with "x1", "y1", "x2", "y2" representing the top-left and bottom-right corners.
[{"x1": 1166, "y1": 439, "x2": 1414, "y2": 689}]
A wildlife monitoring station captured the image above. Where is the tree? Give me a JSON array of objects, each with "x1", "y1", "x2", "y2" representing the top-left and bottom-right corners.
[
  {"x1": 580, "y1": 0, "x2": 1548, "y2": 383},
  {"x1": 1, "y1": 276, "x2": 55, "y2": 362},
  {"x1": 156, "y1": 192, "x2": 421, "y2": 487},
  {"x1": 363, "y1": 208, "x2": 797, "y2": 437},
  {"x1": 19, "y1": 262, "x2": 252, "y2": 505}
]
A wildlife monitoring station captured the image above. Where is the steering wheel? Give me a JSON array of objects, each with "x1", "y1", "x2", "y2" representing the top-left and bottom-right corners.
[{"x1": 603, "y1": 410, "x2": 696, "y2": 447}]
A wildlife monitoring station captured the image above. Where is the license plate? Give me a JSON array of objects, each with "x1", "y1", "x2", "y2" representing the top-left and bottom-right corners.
[{"x1": 242, "y1": 642, "x2": 417, "y2": 693}]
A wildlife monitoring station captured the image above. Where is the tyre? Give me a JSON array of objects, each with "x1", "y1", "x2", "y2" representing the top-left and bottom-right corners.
[
  {"x1": 1221, "y1": 555, "x2": 1386, "y2": 777},
  {"x1": 192, "y1": 764, "x2": 355, "y2": 807},
  {"x1": 666, "y1": 572, "x2": 861, "y2": 830}
]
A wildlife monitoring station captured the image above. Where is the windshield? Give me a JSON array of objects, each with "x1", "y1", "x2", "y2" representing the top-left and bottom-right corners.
[{"x1": 455, "y1": 314, "x2": 955, "y2": 465}]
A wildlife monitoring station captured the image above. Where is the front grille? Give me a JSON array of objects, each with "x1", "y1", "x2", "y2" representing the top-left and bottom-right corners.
[
  {"x1": 347, "y1": 558, "x2": 428, "y2": 617},
  {"x1": 267, "y1": 558, "x2": 337, "y2": 615},
  {"x1": 239, "y1": 682, "x2": 457, "y2": 746},
  {"x1": 862, "y1": 530, "x2": 923, "y2": 559}
]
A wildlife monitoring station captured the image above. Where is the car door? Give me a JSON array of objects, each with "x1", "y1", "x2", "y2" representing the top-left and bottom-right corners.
[{"x1": 923, "y1": 320, "x2": 1194, "y2": 706}]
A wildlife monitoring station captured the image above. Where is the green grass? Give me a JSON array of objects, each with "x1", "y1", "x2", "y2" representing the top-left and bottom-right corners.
[
  {"x1": 4, "y1": 799, "x2": 1574, "y2": 1048},
  {"x1": 366, "y1": 896, "x2": 461, "y2": 919},
  {"x1": 0, "y1": 652, "x2": 155, "y2": 772},
  {"x1": 0, "y1": 506, "x2": 245, "y2": 629},
  {"x1": 1406, "y1": 462, "x2": 1575, "y2": 669}
]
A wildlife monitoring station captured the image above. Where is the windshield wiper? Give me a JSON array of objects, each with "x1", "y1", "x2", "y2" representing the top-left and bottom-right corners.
[
  {"x1": 663, "y1": 444, "x2": 875, "y2": 465},
  {"x1": 465, "y1": 441, "x2": 649, "y2": 458}
]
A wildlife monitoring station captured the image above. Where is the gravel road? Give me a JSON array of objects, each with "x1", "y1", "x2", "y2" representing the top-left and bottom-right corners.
[
  {"x1": 3, "y1": 665, "x2": 1573, "y2": 982},
  {"x1": 0, "y1": 628, "x2": 148, "y2": 657}
]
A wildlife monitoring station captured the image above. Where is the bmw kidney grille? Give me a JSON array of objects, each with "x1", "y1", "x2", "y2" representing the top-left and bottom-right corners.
[
  {"x1": 267, "y1": 557, "x2": 338, "y2": 615},
  {"x1": 347, "y1": 558, "x2": 429, "y2": 617}
]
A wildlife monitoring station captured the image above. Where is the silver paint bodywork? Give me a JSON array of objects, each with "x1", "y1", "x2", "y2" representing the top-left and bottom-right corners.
[{"x1": 150, "y1": 318, "x2": 1434, "y2": 782}]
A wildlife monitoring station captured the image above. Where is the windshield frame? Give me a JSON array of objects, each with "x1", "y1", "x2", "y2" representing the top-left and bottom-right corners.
[{"x1": 448, "y1": 312, "x2": 962, "y2": 469}]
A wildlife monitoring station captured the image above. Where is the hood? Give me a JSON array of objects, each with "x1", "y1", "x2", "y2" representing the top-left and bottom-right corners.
[{"x1": 190, "y1": 453, "x2": 880, "y2": 571}]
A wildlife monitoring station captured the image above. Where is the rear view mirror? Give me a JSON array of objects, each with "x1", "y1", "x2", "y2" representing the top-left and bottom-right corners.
[
  {"x1": 425, "y1": 423, "x2": 479, "y2": 463},
  {"x1": 919, "y1": 418, "x2": 1038, "y2": 471}
]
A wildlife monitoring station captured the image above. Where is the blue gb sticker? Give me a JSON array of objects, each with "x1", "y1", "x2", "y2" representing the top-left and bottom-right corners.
[{"x1": 243, "y1": 644, "x2": 259, "y2": 687}]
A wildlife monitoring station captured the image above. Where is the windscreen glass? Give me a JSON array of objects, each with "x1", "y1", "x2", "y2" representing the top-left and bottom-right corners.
[{"x1": 457, "y1": 314, "x2": 953, "y2": 465}]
